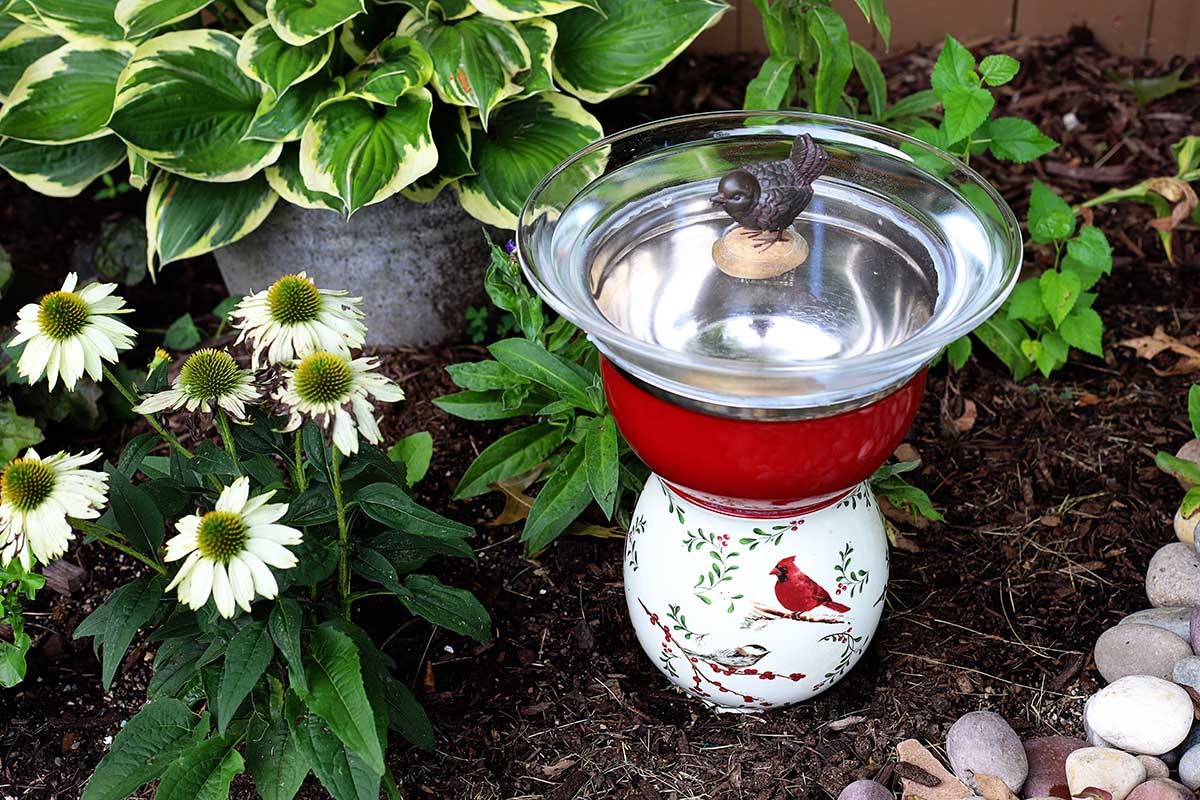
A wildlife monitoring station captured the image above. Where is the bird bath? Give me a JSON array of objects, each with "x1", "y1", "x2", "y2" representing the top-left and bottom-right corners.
[{"x1": 517, "y1": 112, "x2": 1022, "y2": 711}]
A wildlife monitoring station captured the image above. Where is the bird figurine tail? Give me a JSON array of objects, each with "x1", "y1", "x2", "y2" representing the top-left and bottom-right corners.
[
  {"x1": 789, "y1": 133, "x2": 829, "y2": 184},
  {"x1": 824, "y1": 600, "x2": 851, "y2": 613}
]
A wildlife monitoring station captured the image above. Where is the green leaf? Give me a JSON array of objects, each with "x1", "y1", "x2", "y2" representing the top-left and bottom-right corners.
[
  {"x1": 807, "y1": 6, "x2": 852, "y2": 116},
  {"x1": 978, "y1": 53, "x2": 1018, "y2": 86},
  {"x1": 551, "y1": 0, "x2": 726, "y2": 103},
  {"x1": 245, "y1": 692, "x2": 309, "y2": 800},
  {"x1": 1058, "y1": 305, "x2": 1104, "y2": 357},
  {"x1": 347, "y1": 34, "x2": 431, "y2": 105},
  {"x1": 163, "y1": 313, "x2": 202, "y2": 350},
  {"x1": 245, "y1": 74, "x2": 343, "y2": 143},
  {"x1": 115, "y1": 0, "x2": 210, "y2": 37},
  {"x1": 0, "y1": 37, "x2": 133, "y2": 144},
  {"x1": 0, "y1": 25, "x2": 64, "y2": 102},
  {"x1": 116, "y1": 432, "x2": 159, "y2": 478},
  {"x1": 1062, "y1": 225, "x2": 1112, "y2": 290},
  {"x1": 237, "y1": 20, "x2": 333, "y2": 98},
  {"x1": 851, "y1": 42, "x2": 885, "y2": 119},
  {"x1": 0, "y1": 625, "x2": 31, "y2": 687},
  {"x1": 74, "y1": 574, "x2": 164, "y2": 690},
  {"x1": 264, "y1": 142, "x2": 340, "y2": 210},
  {"x1": 511, "y1": 17, "x2": 555, "y2": 100},
  {"x1": 268, "y1": 597, "x2": 307, "y2": 693},
  {"x1": 146, "y1": 172, "x2": 278, "y2": 273},
  {"x1": 1028, "y1": 179, "x2": 1076, "y2": 244},
  {"x1": 930, "y1": 35, "x2": 975, "y2": 97},
  {"x1": 743, "y1": 54, "x2": 794, "y2": 111},
  {"x1": 103, "y1": 463, "x2": 165, "y2": 559},
  {"x1": 401, "y1": 99, "x2": 474, "y2": 203},
  {"x1": 367, "y1": 529, "x2": 474, "y2": 571},
  {"x1": 1159, "y1": 451, "x2": 1200, "y2": 486},
  {"x1": 286, "y1": 691, "x2": 380, "y2": 800},
  {"x1": 584, "y1": 414, "x2": 618, "y2": 518},
  {"x1": 1114, "y1": 65, "x2": 1199, "y2": 107},
  {"x1": 110, "y1": 30, "x2": 282, "y2": 182},
  {"x1": 217, "y1": 621, "x2": 274, "y2": 733},
  {"x1": 0, "y1": 397, "x2": 42, "y2": 462},
  {"x1": 871, "y1": 477, "x2": 943, "y2": 521},
  {"x1": 451, "y1": 421, "x2": 566, "y2": 499},
  {"x1": 1189, "y1": 384, "x2": 1200, "y2": 439},
  {"x1": 24, "y1": 0, "x2": 123, "y2": 39},
  {"x1": 974, "y1": 315, "x2": 1033, "y2": 381},
  {"x1": 446, "y1": 360, "x2": 524, "y2": 392},
  {"x1": 1038, "y1": 269, "x2": 1081, "y2": 328},
  {"x1": 1006, "y1": 278, "x2": 1048, "y2": 325},
  {"x1": 299, "y1": 89, "x2": 435, "y2": 217},
  {"x1": 432, "y1": 388, "x2": 545, "y2": 421},
  {"x1": 941, "y1": 83, "x2": 993, "y2": 144},
  {"x1": 296, "y1": 626, "x2": 385, "y2": 776},
  {"x1": 471, "y1": 0, "x2": 597, "y2": 20},
  {"x1": 882, "y1": 88, "x2": 938, "y2": 122},
  {"x1": 522, "y1": 438, "x2": 590, "y2": 553},
  {"x1": 155, "y1": 733, "x2": 245, "y2": 800},
  {"x1": 1182, "y1": 486, "x2": 1200, "y2": 518},
  {"x1": 946, "y1": 335, "x2": 972, "y2": 370},
  {"x1": 368, "y1": 665, "x2": 433, "y2": 749},
  {"x1": 387, "y1": 431, "x2": 433, "y2": 486},
  {"x1": 398, "y1": 12, "x2": 528, "y2": 127},
  {"x1": 455, "y1": 90, "x2": 602, "y2": 228},
  {"x1": 267, "y1": 0, "x2": 364, "y2": 45},
  {"x1": 81, "y1": 699, "x2": 198, "y2": 800},
  {"x1": 488, "y1": 337, "x2": 595, "y2": 411},
  {"x1": 400, "y1": 573, "x2": 490, "y2": 642},
  {"x1": 1173, "y1": 135, "x2": 1200, "y2": 175},
  {"x1": 983, "y1": 116, "x2": 1056, "y2": 163},
  {"x1": 355, "y1": 482, "x2": 475, "y2": 538}
]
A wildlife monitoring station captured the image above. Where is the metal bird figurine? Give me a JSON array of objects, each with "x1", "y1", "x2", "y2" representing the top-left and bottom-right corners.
[{"x1": 711, "y1": 133, "x2": 829, "y2": 249}]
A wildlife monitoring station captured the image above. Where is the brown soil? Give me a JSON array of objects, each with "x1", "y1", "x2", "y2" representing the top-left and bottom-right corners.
[{"x1": 2, "y1": 27, "x2": 1199, "y2": 800}]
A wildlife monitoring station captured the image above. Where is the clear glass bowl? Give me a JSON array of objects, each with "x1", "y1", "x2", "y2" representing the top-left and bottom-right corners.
[{"x1": 517, "y1": 111, "x2": 1022, "y2": 418}]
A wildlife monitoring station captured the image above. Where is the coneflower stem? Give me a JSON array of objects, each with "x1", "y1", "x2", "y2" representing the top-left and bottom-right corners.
[
  {"x1": 73, "y1": 519, "x2": 166, "y2": 576},
  {"x1": 101, "y1": 364, "x2": 191, "y2": 460},
  {"x1": 330, "y1": 448, "x2": 350, "y2": 620},
  {"x1": 214, "y1": 408, "x2": 241, "y2": 472},
  {"x1": 292, "y1": 433, "x2": 306, "y2": 492}
]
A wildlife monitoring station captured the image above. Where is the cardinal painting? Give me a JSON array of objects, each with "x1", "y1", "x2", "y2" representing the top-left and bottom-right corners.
[{"x1": 771, "y1": 556, "x2": 850, "y2": 614}]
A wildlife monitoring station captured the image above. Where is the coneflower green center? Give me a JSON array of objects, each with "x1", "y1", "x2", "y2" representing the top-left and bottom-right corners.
[
  {"x1": 267, "y1": 275, "x2": 321, "y2": 325},
  {"x1": 294, "y1": 351, "x2": 351, "y2": 404},
  {"x1": 195, "y1": 510, "x2": 248, "y2": 563},
  {"x1": 179, "y1": 349, "x2": 242, "y2": 399},
  {"x1": 0, "y1": 458, "x2": 55, "y2": 512},
  {"x1": 37, "y1": 291, "x2": 88, "y2": 340}
]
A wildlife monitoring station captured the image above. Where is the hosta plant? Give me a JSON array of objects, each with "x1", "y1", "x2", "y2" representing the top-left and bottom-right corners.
[
  {"x1": 0, "y1": 271, "x2": 489, "y2": 799},
  {"x1": 0, "y1": 0, "x2": 726, "y2": 271}
]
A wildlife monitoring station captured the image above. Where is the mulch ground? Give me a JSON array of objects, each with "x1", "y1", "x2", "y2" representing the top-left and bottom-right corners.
[{"x1": 1, "y1": 27, "x2": 1199, "y2": 800}]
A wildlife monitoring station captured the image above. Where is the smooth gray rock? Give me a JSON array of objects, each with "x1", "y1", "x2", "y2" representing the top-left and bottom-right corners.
[
  {"x1": 214, "y1": 192, "x2": 493, "y2": 347},
  {"x1": 1065, "y1": 748, "x2": 1147, "y2": 800},
  {"x1": 1094, "y1": 623, "x2": 1192, "y2": 682},
  {"x1": 837, "y1": 780, "x2": 892, "y2": 800},
  {"x1": 1192, "y1": 608, "x2": 1200, "y2": 654},
  {"x1": 1136, "y1": 755, "x2": 1170, "y2": 779},
  {"x1": 1147, "y1": 543, "x2": 1200, "y2": 608},
  {"x1": 946, "y1": 711, "x2": 1028, "y2": 793},
  {"x1": 1022, "y1": 736, "x2": 1086, "y2": 799},
  {"x1": 1128, "y1": 779, "x2": 1193, "y2": 800},
  {"x1": 1086, "y1": 676, "x2": 1194, "y2": 755},
  {"x1": 1120, "y1": 607, "x2": 1194, "y2": 642},
  {"x1": 1174, "y1": 654, "x2": 1200, "y2": 690},
  {"x1": 1166, "y1": 721, "x2": 1200, "y2": 766},
  {"x1": 1180, "y1": 743, "x2": 1200, "y2": 790}
]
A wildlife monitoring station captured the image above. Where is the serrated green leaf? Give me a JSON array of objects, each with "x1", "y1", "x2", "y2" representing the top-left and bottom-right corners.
[
  {"x1": 245, "y1": 693, "x2": 309, "y2": 800},
  {"x1": 941, "y1": 83, "x2": 993, "y2": 144},
  {"x1": 217, "y1": 621, "x2": 274, "y2": 733},
  {"x1": 1028, "y1": 179, "x2": 1076, "y2": 244},
  {"x1": 1039, "y1": 269, "x2": 1081, "y2": 328},
  {"x1": 268, "y1": 597, "x2": 307, "y2": 693},
  {"x1": 930, "y1": 35, "x2": 975, "y2": 98},
  {"x1": 1058, "y1": 305, "x2": 1104, "y2": 357},
  {"x1": 1006, "y1": 277, "x2": 1048, "y2": 325},
  {"x1": 74, "y1": 574, "x2": 164, "y2": 691},
  {"x1": 155, "y1": 733, "x2": 245, "y2": 800},
  {"x1": 974, "y1": 315, "x2": 1033, "y2": 380},
  {"x1": 0, "y1": 397, "x2": 42, "y2": 462},
  {"x1": 400, "y1": 573, "x2": 491, "y2": 642},
  {"x1": 1061, "y1": 225, "x2": 1112, "y2": 291},
  {"x1": 984, "y1": 116, "x2": 1056, "y2": 163},
  {"x1": 978, "y1": 53, "x2": 1018, "y2": 86},
  {"x1": 81, "y1": 699, "x2": 198, "y2": 800}
]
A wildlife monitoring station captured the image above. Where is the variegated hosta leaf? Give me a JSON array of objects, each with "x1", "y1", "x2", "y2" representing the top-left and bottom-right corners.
[
  {"x1": 4, "y1": 0, "x2": 48, "y2": 28},
  {"x1": 347, "y1": 35, "x2": 431, "y2": 105},
  {"x1": 25, "y1": 0, "x2": 124, "y2": 40},
  {"x1": 398, "y1": 10, "x2": 528, "y2": 128},
  {"x1": 233, "y1": 0, "x2": 265, "y2": 22},
  {"x1": 127, "y1": 145, "x2": 149, "y2": 188},
  {"x1": 146, "y1": 170, "x2": 278, "y2": 271},
  {"x1": 267, "y1": 0, "x2": 363, "y2": 46},
  {"x1": 432, "y1": 0, "x2": 474, "y2": 19},
  {"x1": 115, "y1": 0, "x2": 211, "y2": 38},
  {"x1": 470, "y1": 0, "x2": 595, "y2": 22},
  {"x1": 0, "y1": 10, "x2": 21, "y2": 37},
  {"x1": 513, "y1": 17, "x2": 553, "y2": 99},
  {"x1": 299, "y1": 88, "x2": 436, "y2": 216},
  {"x1": 0, "y1": 24, "x2": 64, "y2": 100},
  {"x1": 244, "y1": 73, "x2": 342, "y2": 142},
  {"x1": 0, "y1": 37, "x2": 134, "y2": 143},
  {"x1": 110, "y1": 30, "x2": 282, "y2": 181},
  {"x1": 237, "y1": 20, "x2": 333, "y2": 98},
  {"x1": 455, "y1": 90, "x2": 600, "y2": 228},
  {"x1": 265, "y1": 142, "x2": 340, "y2": 210},
  {"x1": 402, "y1": 100, "x2": 471, "y2": 202},
  {"x1": 553, "y1": 0, "x2": 727, "y2": 103},
  {"x1": 0, "y1": 133, "x2": 124, "y2": 195},
  {"x1": 336, "y1": 2, "x2": 406, "y2": 64}
]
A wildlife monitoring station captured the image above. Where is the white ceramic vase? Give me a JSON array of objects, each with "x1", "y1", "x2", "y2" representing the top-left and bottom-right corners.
[{"x1": 624, "y1": 476, "x2": 889, "y2": 711}]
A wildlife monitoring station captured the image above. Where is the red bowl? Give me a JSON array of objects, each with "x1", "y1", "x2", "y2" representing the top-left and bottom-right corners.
[{"x1": 602, "y1": 357, "x2": 925, "y2": 504}]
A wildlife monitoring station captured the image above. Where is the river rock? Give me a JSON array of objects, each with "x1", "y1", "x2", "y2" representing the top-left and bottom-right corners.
[
  {"x1": 1192, "y1": 608, "x2": 1200, "y2": 654},
  {"x1": 1065, "y1": 748, "x2": 1147, "y2": 800},
  {"x1": 1135, "y1": 755, "x2": 1170, "y2": 779},
  {"x1": 1177, "y1": 507, "x2": 1200, "y2": 545},
  {"x1": 1173, "y1": 654, "x2": 1200, "y2": 691},
  {"x1": 1180, "y1": 743, "x2": 1200, "y2": 790},
  {"x1": 1127, "y1": 779, "x2": 1193, "y2": 800},
  {"x1": 1086, "y1": 676, "x2": 1194, "y2": 754},
  {"x1": 1021, "y1": 736, "x2": 1086, "y2": 799},
  {"x1": 1120, "y1": 607, "x2": 1194, "y2": 643},
  {"x1": 837, "y1": 780, "x2": 892, "y2": 800},
  {"x1": 946, "y1": 711, "x2": 1028, "y2": 793},
  {"x1": 1083, "y1": 696, "x2": 1114, "y2": 748},
  {"x1": 1094, "y1": 623, "x2": 1192, "y2": 682},
  {"x1": 1147, "y1": 543, "x2": 1200, "y2": 608},
  {"x1": 896, "y1": 739, "x2": 974, "y2": 800}
]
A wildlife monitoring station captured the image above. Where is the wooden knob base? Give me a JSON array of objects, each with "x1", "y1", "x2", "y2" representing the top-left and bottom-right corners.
[{"x1": 711, "y1": 227, "x2": 809, "y2": 280}]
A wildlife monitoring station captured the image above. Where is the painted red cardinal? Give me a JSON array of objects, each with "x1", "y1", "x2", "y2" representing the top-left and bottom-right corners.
[{"x1": 771, "y1": 556, "x2": 850, "y2": 614}]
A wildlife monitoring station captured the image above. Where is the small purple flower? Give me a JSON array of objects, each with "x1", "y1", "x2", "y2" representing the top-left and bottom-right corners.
[{"x1": 503, "y1": 239, "x2": 517, "y2": 255}]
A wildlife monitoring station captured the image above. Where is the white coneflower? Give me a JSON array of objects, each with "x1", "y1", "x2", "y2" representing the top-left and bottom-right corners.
[
  {"x1": 164, "y1": 477, "x2": 301, "y2": 618},
  {"x1": 8, "y1": 273, "x2": 136, "y2": 390},
  {"x1": 276, "y1": 350, "x2": 404, "y2": 457},
  {"x1": 0, "y1": 449, "x2": 108, "y2": 569},
  {"x1": 232, "y1": 273, "x2": 366, "y2": 369},
  {"x1": 133, "y1": 348, "x2": 259, "y2": 420}
]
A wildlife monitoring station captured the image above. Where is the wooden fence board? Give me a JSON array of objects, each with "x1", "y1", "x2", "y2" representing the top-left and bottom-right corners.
[
  {"x1": 1147, "y1": 0, "x2": 1200, "y2": 58},
  {"x1": 1014, "y1": 0, "x2": 1152, "y2": 56}
]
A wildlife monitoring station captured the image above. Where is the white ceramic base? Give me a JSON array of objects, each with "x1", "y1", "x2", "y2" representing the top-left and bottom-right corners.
[{"x1": 624, "y1": 476, "x2": 888, "y2": 711}]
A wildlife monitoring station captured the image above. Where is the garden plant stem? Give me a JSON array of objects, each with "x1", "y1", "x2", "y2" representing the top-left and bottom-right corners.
[
  {"x1": 214, "y1": 408, "x2": 241, "y2": 472},
  {"x1": 293, "y1": 434, "x2": 306, "y2": 492},
  {"x1": 331, "y1": 449, "x2": 350, "y2": 620},
  {"x1": 101, "y1": 364, "x2": 191, "y2": 459},
  {"x1": 73, "y1": 519, "x2": 166, "y2": 576}
]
